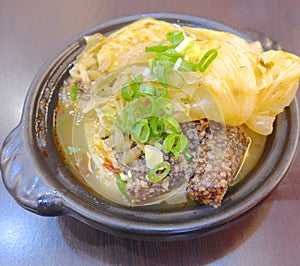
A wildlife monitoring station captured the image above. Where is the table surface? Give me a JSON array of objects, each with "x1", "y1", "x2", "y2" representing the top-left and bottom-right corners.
[{"x1": 1, "y1": 1, "x2": 300, "y2": 265}]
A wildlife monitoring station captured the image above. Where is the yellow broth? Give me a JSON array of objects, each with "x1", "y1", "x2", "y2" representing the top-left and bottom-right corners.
[{"x1": 54, "y1": 81, "x2": 267, "y2": 207}]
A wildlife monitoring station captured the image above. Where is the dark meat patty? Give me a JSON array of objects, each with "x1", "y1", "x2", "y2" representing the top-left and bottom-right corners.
[
  {"x1": 188, "y1": 119, "x2": 250, "y2": 207},
  {"x1": 116, "y1": 119, "x2": 249, "y2": 207}
]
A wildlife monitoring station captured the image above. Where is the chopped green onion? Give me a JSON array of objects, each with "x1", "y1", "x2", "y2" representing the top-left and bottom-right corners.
[
  {"x1": 159, "y1": 90, "x2": 170, "y2": 99},
  {"x1": 70, "y1": 85, "x2": 78, "y2": 101},
  {"x1": 151, "y1": 61, "x2": 185, "y2": 88},
  {"x1": 147, "y1": 161, "x2": 171, "y2": 182},
  {"x1": 149, "y1": 97, "x2": 172, "y2": 116},
  {"x1": 175, "y1": 36, "x2": 195, "y2": 53},
  {"x1": 131, "y1": 119, "x2": 150, "y2": 143},
  {"x1": 145, "y1": 45, "x2": 171, "y2": 53},
  {"x1": 149, "y1": 116, "x2": 164, "y2": 137},
  {"x1": 162, "y1": 49, "x2": 183, "y2": 61},
  {"x1": 139, "y1": 84, "x2": 160, "y2": 97},
  {"x1": 198, "y1": 49, "x2": 218, "y2": 73},
  {"x1": 163, "y1": 133, "x2": 189, "y2": 159},
  {"x1": 121, "y1": 101, "x2": 148, "y2": 132},
  {"x1": 161, "y1": 117, "x2": 181, "y2": 134},
  {"x1": 179, "y1": 60, "x2": 198, "y2": 72},
  {"x1": 146, "y1": 31, "x2": 218, "y2": 86},
  {"x1": 121, "y1": 82, "x2": 140, "y2": 101},
  {"x1": 166, "y1": 30, "x2": 184, "y2": 46},
  {"x1": 161, "y1": 102, "x2": 173, "y2": 116},
  {"x1": 183, "y1": 150, "x2": 194, "y2": 163},
  {"x1": 163, "y1": 134, "x2": 176, "y2": 152},
  {"x1": 116, "y1": 174, "x2": 129, "y2": 199},
  {"x1": 131, "y1": 73, "x2": 144, "y2": 82}
]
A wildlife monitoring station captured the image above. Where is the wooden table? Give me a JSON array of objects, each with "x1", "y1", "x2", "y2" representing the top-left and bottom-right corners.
[{"x1": 1, "y1": 1, "x2": 299, "y2": 265}]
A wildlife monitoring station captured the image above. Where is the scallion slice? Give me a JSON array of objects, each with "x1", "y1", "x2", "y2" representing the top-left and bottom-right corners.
[
  {"x1": 166, "y1": 30, "x2": 184, "y2": 46},
  {"x1": 179, "y1": 60, "x2": 198, "y2": 72},
  {"x1": 183, "y1": 150, "x2": 194, "y2": 163},
  {"x1": 116, "y1": 174, "x2": 129, "y2": 199},
  {"x1": 139, "y1": 84, "x2": 159, "y2": 97},
  {"x1": 163, "y1": 133, "x2": 189, "y2": 159},
  {"x1": 175, "y1": 36, "x2": 195, "y2": 53},
  {"x1": 198, "y1": 49, "x2": 218, "y2": 73},
  {"x1": 162, "y1": 49, "x2": 183, "y2": 61},
  {"x1": 131, "y1": 119, "x2": 150, "y2": 143},
  {"x1": 149, "y1": 97, "x2": 172, "y2": 116},
  {"x1": 145, "y1": 45, "x2": 171, "y2": 53},
  {"x1": 121, "y1": 82, "x2": 140, "y2": 101},
  {"x1": 161, "y1": 117, "x2": 181, "y2": 134},
  {"x1": 149, "y1": 116, "x2": 164, "y2": 137},
  {"x1": 70, "y1": 85, "x2": 78, "y2": 101},
  {"x1": 147, "y1": 161, "x2": 171, "y2": 182}
]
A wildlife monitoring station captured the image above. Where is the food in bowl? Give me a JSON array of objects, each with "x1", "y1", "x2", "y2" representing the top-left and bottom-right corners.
[{"x1": 54, "y1": 18, "x2": 300, "y2": 208}]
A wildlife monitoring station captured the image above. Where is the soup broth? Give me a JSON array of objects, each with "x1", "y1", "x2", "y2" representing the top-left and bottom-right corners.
[{"x1": 54, "y1": 80, "x2": 267, "y2": 207}]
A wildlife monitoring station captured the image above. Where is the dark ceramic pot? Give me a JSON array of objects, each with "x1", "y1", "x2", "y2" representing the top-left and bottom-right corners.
[{"x1": 1, "y1": 13, "x2": 299, "y2": 241}]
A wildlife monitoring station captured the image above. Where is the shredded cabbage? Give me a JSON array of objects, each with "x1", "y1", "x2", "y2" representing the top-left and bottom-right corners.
[
  {"x1": 246, "y1": 50, "x2": 300, "y2": 134},
  {"x1": 69, "y1": 17, "x2": 300, "y2": 135}
]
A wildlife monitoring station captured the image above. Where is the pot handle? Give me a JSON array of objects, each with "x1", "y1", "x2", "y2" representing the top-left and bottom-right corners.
[{"x1": 1, "y1": 125, "x2": 66, "y2": 216}]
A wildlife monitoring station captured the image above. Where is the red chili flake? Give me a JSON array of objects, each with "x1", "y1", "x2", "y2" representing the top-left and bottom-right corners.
[
  {"x1": 41, "y1": 150, "x2": 48, "y2": 157},
  {"x1": 103, "y1": 158, "x2": 121, "y2": 174}
]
